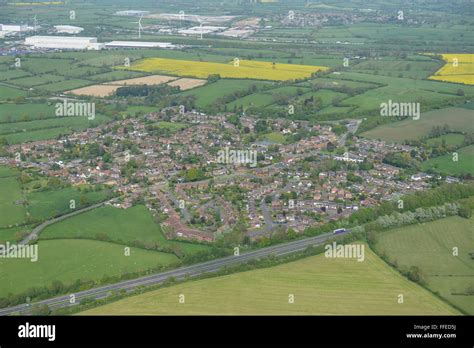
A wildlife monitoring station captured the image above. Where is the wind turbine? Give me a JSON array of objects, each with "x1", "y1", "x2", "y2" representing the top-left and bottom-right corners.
[
  {"x1": 33, "y1": 14, "x2": 38, "y2": 32},
  {"x1": 132, "y1": 15, "x2": 144, "y2": 39},
  {"x1": 195, "y1": 16, "x2": 203, "y2": 40}
]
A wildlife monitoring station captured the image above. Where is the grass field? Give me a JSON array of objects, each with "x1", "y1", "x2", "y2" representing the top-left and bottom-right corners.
[
  {"x1": 361, "y1": 107, "x2": 474, "y2": 143},
  {"x1": 153, "y1": 121, "x2": 188, "y2": 132},
  {"x1": 426, "y1": 134, "x2": 465, "y2": 147},
  {"x1": 421, "y1": 145, "x2": 474, "y2": 176},
  {"x1": 179, "y1": 79, "x2": 271, "y2": 108},
  {"x1": 81, "y1": 244, "x2": 457, "y2": 315},
  {"x1": 125, "y1": 58, "x2": 328, "y2": 81},
  {"x1": 374, "y1": 216, "x2": 474, "y2": 314},
  {"x1": 0, "y1": 175, "x2": 26, "y2": 228},
  {"x1": 429, "y1": 54, "x2": 474, "y2": 85},
  {"x1": 40, "y1": 205, "x2": 210, "y2": 255},
  {"x1": 0, "y1": 239, "x2": 179, "y2": 298},
  {"x1": 27, "y1": 187, "x2": 111, "y2": 221},
  {"x1": 0, "y1": 86, "x2": 27, "y2": 100}
]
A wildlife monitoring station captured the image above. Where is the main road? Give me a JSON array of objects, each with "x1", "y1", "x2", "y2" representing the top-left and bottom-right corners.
[{"x1": 0, "y1": 229, "x2": 350, "y2": 316}]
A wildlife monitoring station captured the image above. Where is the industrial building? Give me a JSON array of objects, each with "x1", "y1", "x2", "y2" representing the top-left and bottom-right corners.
[
  {"x1": 0, "y1": 24, "x2": 29, "y2": 32},
  {"x1": 178, "y1": 26, "x2": 226, "y2": 36},
  {"x1": 54, "y1": 25, "x2": 84, "y2": 34},
  {"x1": 105, "y1": 41, "x2": 176, "y2": 49},
  {"x1": 24, "y1": 36, "x2": 105, "y2": 50},
  {"x1": 115, "y1": 10, "x2": 150, "y2": 17}
]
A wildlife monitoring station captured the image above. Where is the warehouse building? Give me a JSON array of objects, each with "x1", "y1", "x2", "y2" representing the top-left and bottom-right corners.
[
  {"x1": 24, "y1": 36, "x2": 105, "y2": 50},
  {"x1": 115, "y1": 10, "x2": 150, "y2": 17},
  {"x1": 105, "y1": 41, "x2": 176, "y2": 49},
  {"x1": 0, "y1": 24, "x2": 29, "y2": 32}
]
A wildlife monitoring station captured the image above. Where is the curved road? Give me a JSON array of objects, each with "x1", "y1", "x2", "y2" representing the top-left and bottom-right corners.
[{"x1": 0, "y1": 230, "x2": 350, "y2": 316}]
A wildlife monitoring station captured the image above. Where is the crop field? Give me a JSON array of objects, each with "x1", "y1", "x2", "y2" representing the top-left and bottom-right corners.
[
  {"x1": 429, "y1": 54, "x2": 474, "y2": 85},
  {"x1": 361, "y1": 107, "x2": 474, "y2": 143},
  {"x1": 67, "y1": 85, "x2": 121, "y2": 98},
  {"x1": 81, "y1": 244, "x2": 457, "y2": 315},
  {"x1": 374, "y1": 216, "x2": 474, "y2": 314},
  {"x1": 125, "y1": 58, "x2": 328, "y2": 81},
  {"x1": 40, "y1": 205, "x2": 210, "y2": 255},
  {"x1": 168, "y1": 78, "x2": 207, "y2": 90},
  {"x1": 0, "y1": 239, "x2": 180, "y2": 298},
  {"x1": 421, "y1": 145, "x2": 474, "y2": 176}
]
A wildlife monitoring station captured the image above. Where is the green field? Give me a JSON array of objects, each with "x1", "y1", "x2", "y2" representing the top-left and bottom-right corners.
[
  {"x1": 374, "y1": 216, "x2": 474, "y2": 314},
  {"x1": 81, "y1": 244, "x2": 457, "y2": 315},
  {"x1": 426, "y1": 134, "x2": 465, "y2": 147},
  {"x1": 27, "y1": 187, "x2": 111, "y2": 221},
  {"x1": 361, "y1": 107, "x2": 474, "y2": 143},
  {"x1": 0, "y1": 225, "x2": 34, "y2": 244},
  {"x1": 180, "y1": 79, "x2": 271, "y2": 108},
  {"x1": 0, "y1": 103, "x2": 55, "y2": 123},
  {"x1": 421, "y1": 145, "x2": 474, "y2": 176},
  {"x1": 153, "y1": 121, "x2": 188, "y2": 132},
  {"x1": 40, "y1": 205, "x2": 210, "y2": 255},
  {"x1": 0, "y1": 239, "x2": 179, "y2": 298},
  {"x1": 0, "y1": 86, "x2": 27, "y2": 100},
  {"x1": 0, "y1": 175, "x2": 26, "y2": 228}
]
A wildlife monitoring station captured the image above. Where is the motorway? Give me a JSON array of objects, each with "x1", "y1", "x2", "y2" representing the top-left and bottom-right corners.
[{"x1": 0, "y1": 229, "x2": 349, "y2": 316}]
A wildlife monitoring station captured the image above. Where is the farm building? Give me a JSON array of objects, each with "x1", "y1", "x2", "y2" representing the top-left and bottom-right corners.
[{"x1": 24, "y1": 36, "x2": 105, "y2": 50}]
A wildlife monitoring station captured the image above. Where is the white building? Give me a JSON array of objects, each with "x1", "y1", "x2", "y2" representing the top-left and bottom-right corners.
[
  {"x1": 0, "y1": 24, "x2": 28, "y2": 32},
  {"x1": 178, "y1": 26, "x2": 226, "y2": 36},
  {"x1": 115, "y1": 10, "x2": 150, "y2": 17},
  {"x1": 105, "y1": 41, "x2": 176, "y2": 49},
  {"x1": 24, "y1": 36, "x2": 105, "y2": 50},
  {"x1": 54, "y1": 25, "x2": 84, "y2": 34}
]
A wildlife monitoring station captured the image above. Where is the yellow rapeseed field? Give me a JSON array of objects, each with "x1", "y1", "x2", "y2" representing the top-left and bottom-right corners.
[
  {"x1": 429, "y1": 53, "x2": 474, "y2": 85},
  {"x1": 123, "y1": 58, "x2": 328, "y2": 81}
]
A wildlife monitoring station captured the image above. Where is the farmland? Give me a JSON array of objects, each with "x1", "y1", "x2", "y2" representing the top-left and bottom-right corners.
[
  {"x1": 125, "y1": 58, "x2": 328, "y2": 81},
  {"x1": 361, "y1": 107, "x2": 474, "y2": 143},
  {"x1": 429, "y1": 54, "x2": 474, "y2": 85},
  {"x1": 374, "y1": 216, "x2": 474, "y2": 314},
  {"x1": 0, "y1": 171, "x2": 25, "y2": 227},
  {"x1": 421, "y1": 145, "x2": 474, "y2": 176},
  {"x1": 0, "y1": 239, "x2": 180, "y2": 298},
  {"x1": 81, "y1": 244, "x2": 457, "y2": 315},
  {"x1": 0, "y1": 0, "x2": 473, "y2": 322},
  {"x1": 40, "y1": 205, "x2": 210, "y2": 255}
]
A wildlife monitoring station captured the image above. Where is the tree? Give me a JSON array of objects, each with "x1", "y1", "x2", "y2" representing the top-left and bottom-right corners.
[
  {"x1": 406, "y1": 266, "x2": 426, "y2": 285},
  {"x1": 458, "y1": 204, "x2": 472, "y2": 219},
  {"x1": 31, "y1": 304, "x2": 51, "y2": 316}
]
